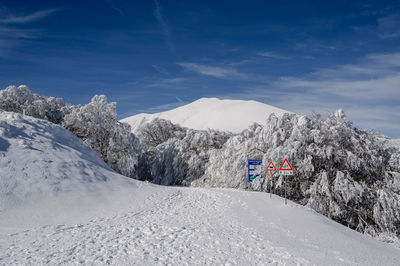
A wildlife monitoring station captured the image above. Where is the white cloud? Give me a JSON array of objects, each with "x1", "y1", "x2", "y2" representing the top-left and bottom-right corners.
[
  {"x1": 152, "y1": 64, "x2": 170, "y2": 75},
  {"x1": 258, "y1": 51, "x2": 288, "y2": 60},
  {"x1": 0, "y1": 9, "x2": 51, "y2": 57},
  {"x1": 177, "y1": 62, "x2": 248, "y2": 79},
  {"x1": 377, "y1": 14, "x2": 400, "y2": 39},
  {"x1": 0, "y1": 26, "x2": 39, "y2": 40},
  {"x1": 0, "y1": 9, "x2": 58, "y2": 24},
  {"x1": 153, "y1": 0, "x2": 173, "y2": 52},
  {"x1": 139, "y1": 100, "x2": 184, "y2": 113},
  {"x1": 218, "y1": 52, "x2": 400, "y2": 137},
  {"x1": 276, "y1": 52, "x2": 400, "y2": 101},
  {"x1": 105, "y1": 0, "x2": 126, "y2": 21},
  {"x1": 144, "y1": 77, "x2": 189, "y2": 89},
  {"x1": 271, "y1": 52, "x2": 400, "y2": 136},
  {"x1": 366, "y1": 52, "x2": 400, "y2": 67},
  {"x1": 0, "y1": 8, "x2": 58, "y2": 56}
]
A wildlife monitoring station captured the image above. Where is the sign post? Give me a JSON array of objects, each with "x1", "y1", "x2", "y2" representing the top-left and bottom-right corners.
[
  {"x1": 248, "y1": 159, "x2": 262, "y2": 182},
  {"x1": 279, "y1": 158, "x2": 293, "y2": 205},
  {"x1": 266, "y1": 161, "x2": 277, "y2": 198}
]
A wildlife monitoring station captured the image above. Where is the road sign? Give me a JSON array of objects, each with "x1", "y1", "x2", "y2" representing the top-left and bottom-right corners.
[
  {"x1": 279, "y1": 158, "x2": 293, "y2": 175},
  {"x1": 279, "y1": 158, "x2": 294, "y2": 205},
  {"x1": 266, "y1": 161, "x2": 277, "y2": 171},
  {"x1": 266, "y1": 161, "x2": 276, "y2": 198},
  {"x1": 279, "y1": 158, "x2": 293, "y2": 170},
  {"x1": 248, "y1": 159, "x2": 262, "y2": 182}
]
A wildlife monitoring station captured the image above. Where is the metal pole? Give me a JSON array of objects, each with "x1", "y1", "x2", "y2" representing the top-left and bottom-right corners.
[
  {"x1": 269, "y1": 172, "x2": 272, "y2": 198},
  {"x1": 284, "y1": 175, "x2": 287, "y2": 205}
]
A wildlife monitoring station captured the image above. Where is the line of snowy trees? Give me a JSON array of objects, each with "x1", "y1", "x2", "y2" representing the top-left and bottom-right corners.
[
  {"x1": 192, "y1": 111, "x2": 400, "y2": 243},
  {"x1": 131, "y1": 109, "x2": 400, "y2": 243},
  {"x1": 0, "y1": 85, "x2": 141, "y2": 178},
  {"x1": 136, "y1": 118, "x2": 232, "y2": 185},
  {"x1": 1, "y1": 85, "x2": 399, "y2": 244}
]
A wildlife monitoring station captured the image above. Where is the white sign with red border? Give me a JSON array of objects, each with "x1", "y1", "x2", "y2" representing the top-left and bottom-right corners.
[
  {"x1": 279, "y1": 158, "x2": 293, "y2": 175},
  {"x1": 266, "y1": 161, "x2": 277, "y2": 172}
]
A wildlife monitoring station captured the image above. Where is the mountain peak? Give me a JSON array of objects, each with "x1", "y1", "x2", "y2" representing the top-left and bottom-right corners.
[{"x1": 121, "y1": 98, "x2": 290, "y2": 134}]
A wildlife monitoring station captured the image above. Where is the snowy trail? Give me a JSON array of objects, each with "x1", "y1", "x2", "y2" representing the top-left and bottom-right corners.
[
  {"x1": 0, "y1": 187, "x2": 304, "y2": 265},
  {"x1": 1, "y1": 186, "x2": 399, "y2": 265}
]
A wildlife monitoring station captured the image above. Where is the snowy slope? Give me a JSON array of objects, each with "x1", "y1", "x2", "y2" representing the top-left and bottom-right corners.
[
  {"x1": 0, "y1": 110, "x2": 152, "y2": 229},
  {"x1": 1, "y1": 110, "x2": 400, "y2": 265},
  {"x1": 0, "y1": 110, "x2": 132, "y2": 210},
  {"x1": 121, "y1": 98, "x2": 289, "y2": 134}
]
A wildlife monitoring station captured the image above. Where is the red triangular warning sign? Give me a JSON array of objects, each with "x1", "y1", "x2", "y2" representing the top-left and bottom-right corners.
[
  {"x1": 266, "y1": 161, "x2": 277, "y2": 171},
  {"x1": 279, "y1": 158, "x2": 293, "y2": 171}
]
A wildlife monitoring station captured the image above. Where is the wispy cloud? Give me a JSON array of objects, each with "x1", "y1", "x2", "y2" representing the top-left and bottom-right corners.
[
  {"x1": 153, "y1": 0, "x2": 174, "y2": 52},
  {"x1": 144, "y1": 77, "x2": 189, "y2": 88},
  {"x1": 0, "y1": 8, "x2": 57, "y2": 57},
  {"x1": 152, "y1": 64, "x2": 170, "y2": 75},
  {"x1": 275, "y1": 52, "x2": 400, "y2": 101},
  {"x1": 269, "y1": 52, "x2": 400, "y2": 136},
  {"x1": 105, "y1": 0, "x2": 126, "y2": 21},
  {"x1": 258, "y1": 51, "x2": 288, "y2": 60},
  {"x1": 138, "y1": 100, "x2": 184, "y2": 113},
  {"x1": 0, "y1": 26, "x2": 40, "y2": 39},
  {"x1": 377, "y1": 14, "x2": 400, "y2": 39},
  {"x1": 212, "y1": 52, "x2": 400, "y2": 137},
  {"x1": 352, "y1": 13, "x2": 400, "y2": 40},
  {"x1": 175, "y1": 96, "x2": 184, "y2": 104},
  {"x1": 0, "y1": 8, "x2": 58, "y2": 24},
  {"x1": 177, "y1": 62, "x2": 248, "y2": 79}
]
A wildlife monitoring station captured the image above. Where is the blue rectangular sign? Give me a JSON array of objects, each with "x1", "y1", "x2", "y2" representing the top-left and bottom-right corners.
[{"x1": 248, "y1": 159, "x2": 262, "y2": 182}]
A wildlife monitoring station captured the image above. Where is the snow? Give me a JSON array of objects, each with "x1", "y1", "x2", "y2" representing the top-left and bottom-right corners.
[
  {"x1": 121, "y1": 97, "x2": 290, "y2": 134},
  {"x1": 388, "y1": 138, "x2": 400, "y2": 148},
  {"x1": 1, "y1": 110, "x2": 400, "y2": 265},
  {"x1": 0, "y1": 110, "x2": 133, "y2": 211}
]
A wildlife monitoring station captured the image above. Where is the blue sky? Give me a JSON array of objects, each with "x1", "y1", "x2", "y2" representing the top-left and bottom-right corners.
[{"x1": 0, "y1": 0, "x2": 399, "y2": 137}]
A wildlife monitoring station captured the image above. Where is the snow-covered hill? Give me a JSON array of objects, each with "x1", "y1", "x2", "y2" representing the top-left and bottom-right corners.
[
  {"x1": 1, "y1": 110, "x2": 400, "y2": 265},
  {"x1": 0, "y1": 110, "x2": 148, "y2": 229},
  {"x1": 121, "y1": 98, "x2": 289, "y2": 134},
  {"x1": 0, "y1": 110, "x2": 130, "y2": 210}
]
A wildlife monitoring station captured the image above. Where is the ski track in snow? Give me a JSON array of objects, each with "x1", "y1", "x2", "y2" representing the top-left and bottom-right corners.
[{"x1": 1, "y1": 187, "x2": 306, "y2": 265}]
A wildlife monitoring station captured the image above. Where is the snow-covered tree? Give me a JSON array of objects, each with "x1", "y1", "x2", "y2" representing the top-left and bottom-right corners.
[
  {"x1": 62, "y1": 95, "x2": 141, "y2": 178},
  {"x1": 194, "y1": 111, "x2": 400, "y2": 240},
  {"x1": 0, "y1": 86, "x2": 142, "y2": 178},
  {"x1": 0, "y1": 85, "x2": 65, "y2": 123},
  {"x1": 137, "y1": 118, "x2": 232, "y2": 185}
]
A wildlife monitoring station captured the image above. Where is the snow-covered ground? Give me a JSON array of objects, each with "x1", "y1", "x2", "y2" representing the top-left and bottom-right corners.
[
  {"x1": 3, "y1": 186, "x2": 400, "y2": 265},
  {"x1": 121, "y1": 98, "x2": 289, "y2": 134},
  {"x1": 1, "y1": 111, "x2": 400, "y2": 265}
]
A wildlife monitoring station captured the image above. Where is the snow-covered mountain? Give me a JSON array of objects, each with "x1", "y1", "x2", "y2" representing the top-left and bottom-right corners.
[
  {"x1": 121, "y1": 98, "x2": 289, "y2": 134},
  {"x1": 1, "y1": 110, "x2": 400, "y2": 265}
]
